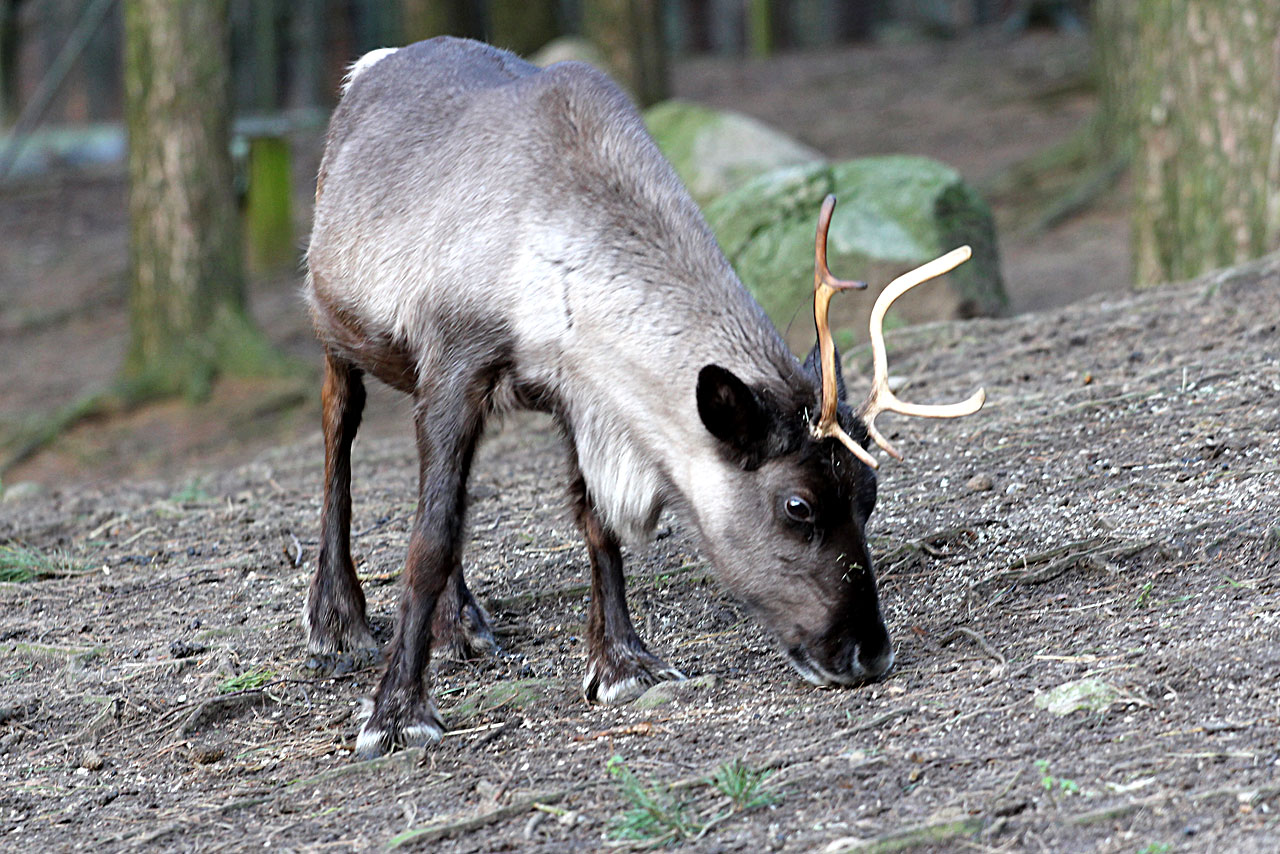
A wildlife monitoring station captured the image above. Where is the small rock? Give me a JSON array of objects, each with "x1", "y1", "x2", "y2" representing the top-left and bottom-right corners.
[
  {"x1": 79, "y1": 750, "x2": 104, "y2": 771},
  {"x1": 0, "y1": 481, "x2": 43, "y2": 504},
  {"x1": 168, "y1": 640, "x2": 209, "y2": 659},
  {"x1": 1034, "y1": 677, "x2": 1122, "y2": 716},
  {"x1": 634, "y1": 674, "x2": 719, "y2": 710},
  {"x1": 189, "y1": 744, "x2": 225, "y2": 765},
  {"x1": 965, "y1": 474, "x2": 994, "y2": 493}
]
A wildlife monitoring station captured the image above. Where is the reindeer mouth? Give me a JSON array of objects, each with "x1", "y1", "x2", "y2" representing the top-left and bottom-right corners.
[
  {"x1": 783, "y1": 643, "x2": 894, "y2": 688},
  {"x1": 784, "y1": 644, "x2": 867, "y2": 688}
]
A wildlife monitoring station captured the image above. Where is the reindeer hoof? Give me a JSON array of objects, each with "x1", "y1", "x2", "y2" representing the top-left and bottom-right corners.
[
  {"x1": 583, "y1": 642, "x2": 686, "y2": 705},
  {"x1": 301, "y1": 645, "x2": 380, "y2": 677},
  {"x1": 355, "y1": 698, "x2": 444, "y2": 759},
  {"x1": 303, "y1": 591, "x2": 375, "y2": 655}
]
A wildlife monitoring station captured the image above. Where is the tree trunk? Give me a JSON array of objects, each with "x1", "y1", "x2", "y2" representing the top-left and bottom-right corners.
[
  {"x1": 1091, "y1": 0, "x2": 1138, "y2": 159},
  {"x1": 488, "y1": 0, "x2": 559, "y2": 57},
  {"x1": 0, "y1": 0, "x2": 24, "y2": 127},
  {"x1": 1131, "y1": 1, "x2": 1280, "y2": 287},
  {"x1": 582, "y1": 0, "x2": 668, "y2": 107},
  {"x1": 123, "y1": 0, "x2": 263, "y2": 400},
  {"x1": 401, "y1": 0, "x2": 484, "y2": 43},
  {"x1": 287, "y1": 0, "x2": 326, "y2": 110}
]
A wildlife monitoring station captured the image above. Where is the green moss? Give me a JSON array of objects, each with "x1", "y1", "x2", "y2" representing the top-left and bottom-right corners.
[
  {"x1": 703, "y1": 155, "x2": 1008, "y2": 349},
  {"x1": 446, "y1": 677, "x2": 554, "y2": 725}
]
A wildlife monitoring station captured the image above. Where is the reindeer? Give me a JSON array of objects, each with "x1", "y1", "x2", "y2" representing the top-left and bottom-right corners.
[{"x1": 302, "y1": 37, "x2": 984, "y2": 758}]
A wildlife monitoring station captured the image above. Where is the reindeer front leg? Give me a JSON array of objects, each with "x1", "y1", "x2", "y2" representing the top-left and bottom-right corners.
[
  {"x1": 356, "y1": 373, "x2": 487, "y2": 758},
  {"x1": 568, "y1": 461, "x2": 684, "y2": 704}
]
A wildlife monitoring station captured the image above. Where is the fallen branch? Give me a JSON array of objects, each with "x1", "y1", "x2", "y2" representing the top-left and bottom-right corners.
[
  {"x1": 1069, "y1": 782, "x2": 1280, "y2": 827},
  {"x1": 823, "y1": 816, "x2": 986, "y2": 853},
  {"x1": 939, "y1": 627, "x2": 1006, "y2": 666},
  {"x1": 1028, "y1": 153, "x2": 1128, "y2": 234},
  {"x1": 385, "y1": 785, "x2": 587, "y2": 849}
]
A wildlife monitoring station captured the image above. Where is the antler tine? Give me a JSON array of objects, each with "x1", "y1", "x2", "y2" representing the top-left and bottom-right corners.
[
  {"x1": 859, "y1": 246, "x2": 987, "y2": 460},
  {"x1": 815, "y1": 195, "x2": 867, "y2": 293},
  {"x1": 811, "y1": 195, "x2": 879, "y2": 470}
]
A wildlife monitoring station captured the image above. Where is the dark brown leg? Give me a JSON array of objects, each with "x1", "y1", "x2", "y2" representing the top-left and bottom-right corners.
[
  {"x1": 569, "y1": 458, "x2": 684, "y2": 704},
  {"x1": 356, "y1": 372, "x2": 487, "y2": 758},
  {"x1": 304, "y1": 352, "x2": 374, "y2": 653}
]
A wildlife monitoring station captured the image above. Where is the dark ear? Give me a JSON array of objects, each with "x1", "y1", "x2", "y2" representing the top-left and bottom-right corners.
[
  {"x1": 697, "y1": 365, "x2": 773, "y2": 468},
  {"x1": 802, "y1": 341, "x2": 848, "y2": 403}
]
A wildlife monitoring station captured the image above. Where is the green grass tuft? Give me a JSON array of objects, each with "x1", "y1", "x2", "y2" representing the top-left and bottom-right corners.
[
  {"x1": 169, "y1": 477, "x2": 212, "y2": 504},
  {"x1": 607, "y1": 755, "x2": 700, "y2": 845},
  {"x1": 606, "y1": 755, "x2": 780, "y2": 846},
  {"x1": 0, "y1": 544, "x2": 87, "y2": 583},
  {"x1": 707, "y1": 757, "x2": 778, "y2": 810},
  {"x1": 218, "y1": 667, "x2": 275, "y2": 694}
]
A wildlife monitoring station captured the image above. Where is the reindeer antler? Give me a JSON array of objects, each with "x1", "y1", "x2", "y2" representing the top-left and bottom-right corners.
[
  {"x1": 810, "y1": 195, "x2": 986, "y2": 469},
  {"x1": 810, "y1": 195, "x2": 878, "y2": 469}
]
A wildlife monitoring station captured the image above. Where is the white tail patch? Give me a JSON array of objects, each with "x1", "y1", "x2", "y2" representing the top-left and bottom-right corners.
[{"x1": 341, "y1": 47, "x2": 399, "y2": 96}]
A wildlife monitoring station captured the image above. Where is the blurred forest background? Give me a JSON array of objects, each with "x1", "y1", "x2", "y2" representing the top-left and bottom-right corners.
[{"x1": 0, "y1": 0, "x2": 1276, "y2": 493}]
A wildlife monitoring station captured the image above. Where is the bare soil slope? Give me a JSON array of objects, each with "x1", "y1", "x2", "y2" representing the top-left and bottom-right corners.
[{"x1": 2, "y1": 253, "x2": 1277, "y2": 852}]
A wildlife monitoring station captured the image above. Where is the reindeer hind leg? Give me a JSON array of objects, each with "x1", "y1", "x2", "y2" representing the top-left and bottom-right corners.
[
  {"x1": 431, "y1": 562, "x2": 498, "y2": 662},
  {"x1": 304, "y1": 352, "x2": 376, "y2": 657}
]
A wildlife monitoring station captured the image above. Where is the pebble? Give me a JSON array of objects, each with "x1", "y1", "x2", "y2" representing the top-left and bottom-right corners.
[
  {"x1": 0, "y1": 481, "x2": 43, "y2": 504},
  {"x1": 80, "y1": 750, "x2": 104, "y2": 771},
  {"x1": 965, "y1": 474, "x2": 994, "y2": 492},
  {"x1": 189, "y1": 744, "x2": 225, "y2": 765},
  {"x1": 634, "y1": 674, "x2": 720, "y2": 710}
]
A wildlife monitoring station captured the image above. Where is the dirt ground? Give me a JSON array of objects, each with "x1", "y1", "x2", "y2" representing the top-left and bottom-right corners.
[{"x1": 3, "y1": 32, "x2": 1278, "y2": 853}]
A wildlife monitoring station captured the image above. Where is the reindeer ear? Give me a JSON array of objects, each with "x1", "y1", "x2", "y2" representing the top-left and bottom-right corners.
[
  {"x1": 802, "y1": 341, "x2": 848, "y2": 402},
  {"x1": 697, "y1": 365, "x2": 776, "y2": 468}
]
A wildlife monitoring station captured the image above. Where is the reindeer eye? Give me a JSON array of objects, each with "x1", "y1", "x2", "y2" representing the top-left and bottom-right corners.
[{"x1": 784, "y1": 496, "x2": 814, "y2": 523}]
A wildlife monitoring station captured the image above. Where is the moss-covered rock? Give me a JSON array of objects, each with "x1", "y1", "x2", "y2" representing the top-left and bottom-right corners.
[
  {"x1": 530, "y1": 36, "x2": 614, "y2": 77},
  {"x1": 704, "y1": 156, "x2": 1007, "y2": 353},
  {"x1": 644, "y1": 100, "x2": 824, "y2": 206}
]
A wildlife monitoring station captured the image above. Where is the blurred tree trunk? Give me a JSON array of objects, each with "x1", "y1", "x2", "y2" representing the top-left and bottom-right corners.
[
  {"x1": 1130, "y1": 2, "x2": 1280, "y2": 287},
  {"x1": 287, "y1": 0, "x2": 325, "y2": 110},
  {"x1": 82, "y1": 1, "x2": 120, "y2": 122},
  {"x1": 0, "y1": 0, "x2": 25, "y2": 126},
  {"x1": 489, "y1": 0, "x2": 559, "y2": 56},
  {"x1": 582, "y1": 0, "x2": 667, "y2": 107},
  {"x1": 1091, "y1": 0, "x2": 1138, "y2": 159},
  {"x1": 401, "y1": 0, "x2": 484, "y2": 43},
  {"x1": 250, "y1": 0, "x2": 280, "y2": 112},
  {"x1": 123, "y1": 0, "x2": 270, "y2": 400}
]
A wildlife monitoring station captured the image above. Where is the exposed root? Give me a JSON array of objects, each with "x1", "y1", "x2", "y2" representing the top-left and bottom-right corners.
[{"x1": 939, "y1": 626, "x2": 1006, "y2": 666}]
